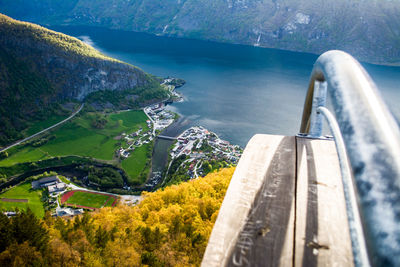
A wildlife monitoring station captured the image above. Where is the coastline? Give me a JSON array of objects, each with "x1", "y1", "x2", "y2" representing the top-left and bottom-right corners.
[{"x1": 144, "y1": 79, "x2": 243, "y2": 189}]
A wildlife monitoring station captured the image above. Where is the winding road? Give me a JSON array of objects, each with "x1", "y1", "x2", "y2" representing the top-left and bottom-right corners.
[{"x1": 0, "y1": 103, "x2": 84, "y2": 153}]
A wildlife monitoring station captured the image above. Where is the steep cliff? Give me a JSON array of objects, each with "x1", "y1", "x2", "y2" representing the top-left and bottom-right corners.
[
  {"x1": 1, "y1": 0, "x2": 399, "y2": 65},
  {"x1": 0, "y1": 14, "x2": 166, "y2": 146},
  {"x1": 0, "y1": 13, "x2": 158, "y2": 101}
]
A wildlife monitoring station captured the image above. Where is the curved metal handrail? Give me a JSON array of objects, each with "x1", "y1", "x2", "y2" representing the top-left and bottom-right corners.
[
  {"x1": 316, "y1": 106, "x2": 369, "y2": 267},
  {"x1": 299, "y1": 50, "x2": 400, "y2": 266}
]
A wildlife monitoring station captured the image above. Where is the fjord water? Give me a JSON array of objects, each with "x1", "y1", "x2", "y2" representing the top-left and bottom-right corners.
[{"x1": 54, "y1": 26, "x2": 400, "y2": 147}]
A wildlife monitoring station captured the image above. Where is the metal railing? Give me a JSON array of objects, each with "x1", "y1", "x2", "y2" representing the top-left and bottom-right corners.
[{"x1": 299, "y1": 50, "x2": 400, "y2": 266}]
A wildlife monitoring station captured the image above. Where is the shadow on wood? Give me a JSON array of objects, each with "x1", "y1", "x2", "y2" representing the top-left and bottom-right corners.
[{"x1": 202, "y1": 134, "x2": 354, "y2": 267}]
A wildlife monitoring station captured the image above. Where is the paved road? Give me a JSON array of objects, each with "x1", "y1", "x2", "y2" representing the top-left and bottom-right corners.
[
  {"x1": 0, "y1": 103, "x2": 84, "y2": 153},
  {"x1": 143, "y1": 107, "x2": 156, "y2": 136}
]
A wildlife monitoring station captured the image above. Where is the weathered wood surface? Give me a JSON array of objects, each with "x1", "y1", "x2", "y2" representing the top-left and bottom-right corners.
[
  {"x1": 295, "y1": 137, "x2": 354, "y2": 267},
  {"x1": 202, "y1": 134, "x2": 296, "y2": 267},
  {"x1": 201, "y1": 135, "x2": 354, "y2": 267}
]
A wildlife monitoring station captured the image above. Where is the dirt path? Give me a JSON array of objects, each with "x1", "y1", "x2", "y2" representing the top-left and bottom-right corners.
[{"x1": 1, "y1": 198, "x2": 28, "y2": 202}]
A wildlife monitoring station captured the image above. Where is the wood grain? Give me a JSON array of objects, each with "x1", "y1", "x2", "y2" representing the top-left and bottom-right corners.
[
  {"x1": 201, "y1": 135, "x2": 354, "y2": 267},
  {"x1": 202, "y1": 134, "x2": 296, "y2": 267},
  {"x1": 295, "y1": 137, "x2": 354, "y2": 267}
]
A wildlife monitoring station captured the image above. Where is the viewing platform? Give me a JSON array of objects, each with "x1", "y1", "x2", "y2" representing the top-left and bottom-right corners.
[
  {"x1": 202, "y1": 50, "x2": 400, "y2": 267},
  {"x1": 202, "y1": 134, "x2": 353, "y2": 266}
]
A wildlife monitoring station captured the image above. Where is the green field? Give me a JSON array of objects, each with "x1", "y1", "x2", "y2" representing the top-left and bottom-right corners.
[
  {"x1": 109, "y1": 110, "x2": 149, "y2": 128},
  {"x1": 122, "y1": 143, "x2": 152, "y2": 185},
  {"x1": 0, "y1": 110, "x2": 149, "y2": 166},
  {"x1": 64, "y1": 191, "x2": 116, "y2": 209},
  {"x1": 0, "y1": 110, "x2": 153, "y2": 187},
  {"x1": 0, "y1": 146, "x2": 49, "y2": 167},
  {"x1": 25, "y1": 115, "x2": 66, "y2": 136},
  {"x1": 0, "y1": 183, "x2": 44, "y2": 218}
]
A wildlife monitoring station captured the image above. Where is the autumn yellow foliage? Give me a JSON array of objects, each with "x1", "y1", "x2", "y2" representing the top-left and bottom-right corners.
[
  {"x1": 0, "y1": 167, "x2": 235, "y2": 266},
  {"x1": 89, "y1": 167, "x2": 234, "y2": 266},
  {"x1": 0, "y1": 13, "x2": 121, "y2": 62}
]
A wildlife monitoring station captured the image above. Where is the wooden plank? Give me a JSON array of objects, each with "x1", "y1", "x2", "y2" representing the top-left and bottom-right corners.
[
  {"x1": 202, "y1": 134, "x2": 296, "y2": 267},
  {"x1": 295, "y1": 137, "x2": 354, "y2": 267}
]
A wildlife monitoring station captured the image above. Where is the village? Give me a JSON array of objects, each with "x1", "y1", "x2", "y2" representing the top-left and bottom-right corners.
[
  {"x1": 115, "y1": 77, "x2": 183, "y2": 159},
  {"x1": 1, "y1": 78, "x2": 242, "y2": 218},
  {"x1": 2, "y1": 92, "x2": 182, "y2": 219},
  {"x1": 166, "y1": 126, "x2": 243, "y2": 180},
  {"x1": 116, "y1": 102, "x2": 177, "y2": 159}
]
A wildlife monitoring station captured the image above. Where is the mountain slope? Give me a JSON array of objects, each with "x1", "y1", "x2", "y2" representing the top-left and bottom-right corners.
[
  {"x1": 0, "y1": 0, "x2": 399, "y2": 65},
  {"x1": 0, "y1": 167, "x2": 235, "y2": 266},
  {"x1": 0, "y1": 14, "x2": 167, "y2": 146}
]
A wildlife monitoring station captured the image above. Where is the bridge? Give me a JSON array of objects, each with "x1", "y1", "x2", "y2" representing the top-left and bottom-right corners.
[
  {"x1": 157, "y1": 135, "x2": 177, "y2": 141},
  {"x1": 202, "y1": 51, "x2": 400, "y2": 267}
]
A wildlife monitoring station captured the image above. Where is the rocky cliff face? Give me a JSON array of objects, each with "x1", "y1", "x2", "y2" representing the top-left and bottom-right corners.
[
  {"x1": 1, "y1": 0, "x2": 399, "y2": 65},
  {"x1": 0, "y1": 14, "x2": 151, "y2": 101}
]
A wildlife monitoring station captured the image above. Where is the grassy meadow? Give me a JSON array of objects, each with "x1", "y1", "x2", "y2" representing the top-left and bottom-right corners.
[
  {"x1": 122, "y1": 143, "x2": 152, "y2": 185},
  {"x1": 0, "y1": 110, "x2": 152, "y2": 187},
  {"x1": 1, "y1": 110, "x2": 149, "y2": 164},
  {"x1": 0, "y1": 182, "x2": 44, "y2": 217},
  {"x1": 0, "y1": 110, "x2": 152, "y2": 184}
]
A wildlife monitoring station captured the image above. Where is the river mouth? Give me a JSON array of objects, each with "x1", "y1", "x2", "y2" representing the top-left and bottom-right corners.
[{"x1": 150, "y1": 115, "x2": 191, "y2": 182}]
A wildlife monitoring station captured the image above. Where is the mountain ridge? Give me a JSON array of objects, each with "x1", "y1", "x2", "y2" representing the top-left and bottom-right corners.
[{"x1": 1, "y1": 0, "x2": 399, "y2": 65}]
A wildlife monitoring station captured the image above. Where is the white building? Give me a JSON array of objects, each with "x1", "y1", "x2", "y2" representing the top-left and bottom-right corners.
[
  {"x1": 56, "y1": 207, "x2": 84, "y2": 217},
  {"x1": 48, "y1": 182, "x2": 67, "y2": 193}
]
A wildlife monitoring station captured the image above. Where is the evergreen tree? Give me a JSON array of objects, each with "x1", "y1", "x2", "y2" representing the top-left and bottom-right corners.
[
  {"x1": 11, "y1": 209, "x2": 49, "y2": 252},
  {"x1": 0, "y1": 213, "x2": 12, "y2": 252}
]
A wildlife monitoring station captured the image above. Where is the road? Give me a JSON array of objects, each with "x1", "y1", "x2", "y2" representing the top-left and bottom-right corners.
[
  {"x1": 143, "y1": 107, "x2": 156, "y2": 136},
  {"x1": 0, "y1": 103, "x2": 84, "y2": 153},
  {"x1": 194, "y1": 161, "x2": 202, "y2": 179}
]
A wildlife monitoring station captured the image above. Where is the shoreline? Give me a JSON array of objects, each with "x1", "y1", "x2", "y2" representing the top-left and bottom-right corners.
[{"x1": 146, "y1": 77, "x2": 243, "y2": 190}]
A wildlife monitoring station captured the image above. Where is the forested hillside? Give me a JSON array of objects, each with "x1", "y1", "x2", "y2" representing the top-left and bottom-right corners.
[
  {"x1": 0, "y1": 14, "x2": 167, "y2": 146},
  {"x1": 1, "y1": 0, "x2": 399, "y2": 65},
  {"x1": 0, "y1": 167, "x2": 235, "y2": 266}
]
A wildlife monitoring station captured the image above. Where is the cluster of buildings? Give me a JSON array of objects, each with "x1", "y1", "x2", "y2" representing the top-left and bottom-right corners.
[
  {"x1": 116, "y1": 102, "x2": 178, "y2": 160},
  {"x1": 31, "y1": 175, "x2": 67, "y2": 194},
  {"x1": 117, "y1": 128, "x2": 153, "y2": 158},
  {"x1": 171, "y1": 126, "x2": 241, "y2": 160},
  {"x1": 56, "y1": 207, "x2": 83, "y2": 217},
  {"x1": 31, "y1": 176, "x2": 85, "y2": 217},
  {"x1": 144, "y1": 103, "x2": 175, "y2": 133},
  {"x1": 168, "y1": 126, "x2": 243, "y2": 179}
]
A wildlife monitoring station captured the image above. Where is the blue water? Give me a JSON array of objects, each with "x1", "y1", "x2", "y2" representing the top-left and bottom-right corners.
[{"x1": 53, "y1": 26, "x2": 400, "y2": 147}]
